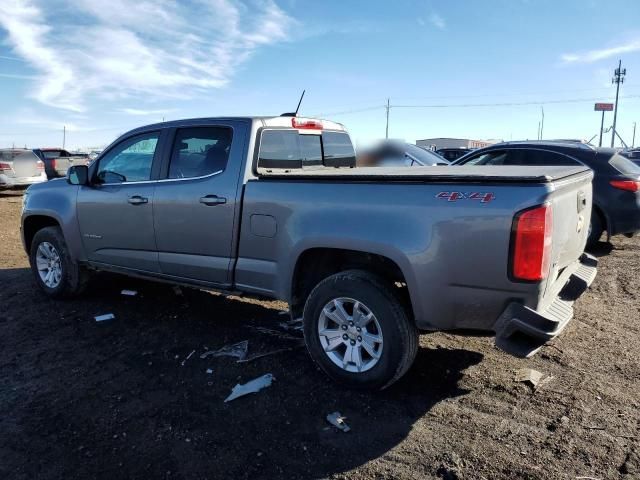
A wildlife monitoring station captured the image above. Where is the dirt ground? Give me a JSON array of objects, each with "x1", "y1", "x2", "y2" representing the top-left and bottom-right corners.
[{"x1": 0, "y1": 191, "x2": 638, "y2": 480}]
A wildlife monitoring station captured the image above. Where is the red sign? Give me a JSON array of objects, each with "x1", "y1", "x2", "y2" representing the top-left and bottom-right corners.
[{"x1": 594, "y1": 103, "x2": 614, "y2": 111}]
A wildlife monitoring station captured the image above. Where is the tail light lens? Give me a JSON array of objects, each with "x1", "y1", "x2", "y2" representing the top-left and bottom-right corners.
[
  {"x1": 610, "y1": 179, "x2": 640, "y2": 192},
  {"x1": 36, "y1": 160, "x2": 44, "y2": 170},
  {"x1": 0, "y1": 162, "x2": 11, "y2": 172},
  {"x1": 50, "y1": 159, "x2": 56, "y2": 169},
  {"x1": 511, "y1": 204, "x2": 553, "y2": 281}
]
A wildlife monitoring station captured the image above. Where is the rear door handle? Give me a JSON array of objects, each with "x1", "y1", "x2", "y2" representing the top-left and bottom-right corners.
[
  {"x1": 200, "y1": 195, "x2": 227, "y2": 206},
  {"x1": 128, "y1": 195, "x2": 148, "y2": 205}
]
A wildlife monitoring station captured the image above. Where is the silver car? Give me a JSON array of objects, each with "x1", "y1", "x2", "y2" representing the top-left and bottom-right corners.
[{"x1": 0, "y1": 149, "x2": 47, "y2": 189}]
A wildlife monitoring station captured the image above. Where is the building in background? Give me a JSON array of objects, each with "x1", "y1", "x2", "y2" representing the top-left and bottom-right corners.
[{"x1": 416, "y1": 137, "x2": 501, "y2": 150}]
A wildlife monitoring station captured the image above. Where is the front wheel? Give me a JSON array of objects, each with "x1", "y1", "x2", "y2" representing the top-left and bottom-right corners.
[
  {"x1": 29, "y1": 226, "x2": 89, "y2": 298},
  {"x1": 303, "y1": 270, "x2": 418, "y2": 390}
]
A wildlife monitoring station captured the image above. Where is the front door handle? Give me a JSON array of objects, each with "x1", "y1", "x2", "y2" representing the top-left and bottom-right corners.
[
  {"x1": 200, "y1": 195, "x2": 227, "y2": 206},
  {"x1": 128, "y1": 195, "x2": 148, "y2": 205}
]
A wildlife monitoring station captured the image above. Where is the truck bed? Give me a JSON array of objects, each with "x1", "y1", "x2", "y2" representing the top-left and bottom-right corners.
[{"x1": 257, "y1": 165, "x2": 592, "y2": 184}]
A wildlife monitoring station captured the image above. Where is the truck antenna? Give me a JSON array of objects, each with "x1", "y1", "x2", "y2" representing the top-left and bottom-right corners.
[
  {"x1": 294, "y1": 90, "x2": 305, "y2": 116},
  {"x1": 280, "y1": 90, "x2": 306, "y2": 117}
]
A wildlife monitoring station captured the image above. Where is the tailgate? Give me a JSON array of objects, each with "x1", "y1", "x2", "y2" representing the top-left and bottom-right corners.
[
  {"x1": 13, "y1": 152, "x2": 40, "y2": 177},
  {"x1": 546, "y1": 169, "x2": 593, "y2": 284}
]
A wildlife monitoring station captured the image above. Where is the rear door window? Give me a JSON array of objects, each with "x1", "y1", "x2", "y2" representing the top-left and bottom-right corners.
[{"x1": 168, "y1": 127, "x2": 232, "y2": 179}]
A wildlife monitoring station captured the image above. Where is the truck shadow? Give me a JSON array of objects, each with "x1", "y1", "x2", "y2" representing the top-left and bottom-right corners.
[
  {"x1": 0, "y1": 268, "x2": 484, "y2": 480},
  {"x1": 586, "y1": 240, "x2": 613, "y2": 257}
]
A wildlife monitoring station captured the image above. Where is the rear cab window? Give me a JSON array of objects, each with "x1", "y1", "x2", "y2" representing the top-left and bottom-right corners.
[{"x1": 257, "y1": 128, "x2": 355, "y2": 171}]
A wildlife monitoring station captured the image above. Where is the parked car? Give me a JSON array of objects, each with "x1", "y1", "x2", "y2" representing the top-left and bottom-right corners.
[
  {"x1": 358, "y1": 141, "x2": 449, "y2": 167},
  {"x1": 22, "y1": 116, "x2": 596, "y2": 389},
  {"x1": 33, "y1": 148, "x2": 89, "y2": 179},
  {"x1": 88, "y1": 150, "x2": 103, "y2": 161},
  {"x1": 452, "y1": 141, "x2": 640, "y2": 247},
  {"x1": 0, "y1": 149, "x2": 47, "y2": 189},
  {"x1": 436, "y1": 147, "x2": 474, "y2": 162}
]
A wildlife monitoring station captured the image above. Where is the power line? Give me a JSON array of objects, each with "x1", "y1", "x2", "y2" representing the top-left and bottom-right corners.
[{"x1": 312, "y1": 94, "x2": 640, "y2": 119}]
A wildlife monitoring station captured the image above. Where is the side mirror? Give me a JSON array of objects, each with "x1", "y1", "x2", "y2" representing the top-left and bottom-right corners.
[{"x1": 67, "y1": 165, "x2": 89, "y2": 185}]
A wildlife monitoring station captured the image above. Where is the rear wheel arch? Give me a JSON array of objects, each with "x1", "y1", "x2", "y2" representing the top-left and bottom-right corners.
[{"x1": 289, "y1": 247, "x2": 414, "y2": 321}]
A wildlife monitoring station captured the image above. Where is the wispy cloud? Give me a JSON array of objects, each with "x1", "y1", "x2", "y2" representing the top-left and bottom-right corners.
[
  {"x1": 0, "y1": 0, "x2": 295, "y2": 111},
  {"x1": 428, "y1": 12, "x2": 446, "y2": 30},
  {"x1": 561, "y1": 39, "x2": 640, "y2": 63},
  {"x1": 119, "y1": 108, "x2": 177, "y2": 116}
]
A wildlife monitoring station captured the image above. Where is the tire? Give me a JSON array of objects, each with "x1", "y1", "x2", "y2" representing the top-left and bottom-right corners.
[
  {"x1": 303, "y1": 270, "x2": 418, "y2": 390},
  {"x1": 29, "y1": 226, "x2": 89, "y2": 299},
  {"x1": 587, "y1": 211, "x2": 604, "y2": 248}
]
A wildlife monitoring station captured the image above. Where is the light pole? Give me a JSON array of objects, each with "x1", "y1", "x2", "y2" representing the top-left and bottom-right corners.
[
  {"x1": 632, "y1": 122, "x2": 636, "y2": 148},
  {"x1": 611, "y1": 59, "x2": 626, "y2": 148}
]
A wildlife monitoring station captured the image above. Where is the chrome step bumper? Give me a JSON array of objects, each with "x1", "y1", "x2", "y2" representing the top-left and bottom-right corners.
[{"x1": 494, "y1": 253, "x2": 598, "y2": 358}]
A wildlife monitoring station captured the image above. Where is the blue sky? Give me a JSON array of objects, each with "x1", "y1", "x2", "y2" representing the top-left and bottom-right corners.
[{"x1": 1, "y1": 0, "x2": 639, "y2": 150}]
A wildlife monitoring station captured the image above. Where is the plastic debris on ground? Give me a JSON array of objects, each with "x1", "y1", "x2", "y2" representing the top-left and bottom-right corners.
[
  {"x1": 94, "y1": 313, "x2": 115, "y2": 322},
  {"x1": 200, "y1": 340, "x2": 248, "y2": 361},
  {"x1": 224, "y1": 373, "x2": 274, "y2": 402},
  {"x1": 120, "y1": 289, "x2": 137, "y2": 296},
  {"x1": 237, "y1": 341, "x2": 305, "y2": 363},
  {"x1": 278, "y1": 318, "x2": 303, "y2": 332},
  {"x1": 248, "y1": 326, "x2": 300, "y2": 340},
  {"x1": 326, "y1": 412, "x2": 351, "y2": 432},
  {"x1": 206, "y1": 368, "x2": 213, "y2": 374},
  {"x1": 181, "y1": 349, "x2": 195, "y2": 366},
  {"x1": 515, "y1": 368, "x2": 554, "y2": 390}
]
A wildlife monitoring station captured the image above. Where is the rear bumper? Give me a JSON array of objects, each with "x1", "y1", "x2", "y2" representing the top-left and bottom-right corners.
[
  {"x1": 0, "y1": 172, "x2": 47, "y2": 188},
  {"x1": 494, "y1": 253, "x2": 597, "y2": 358}
]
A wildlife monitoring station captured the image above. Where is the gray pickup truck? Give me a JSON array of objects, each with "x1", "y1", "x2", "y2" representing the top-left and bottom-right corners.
[{"x1": 21, "y1": 116, "x2": 597, "y2": 389}]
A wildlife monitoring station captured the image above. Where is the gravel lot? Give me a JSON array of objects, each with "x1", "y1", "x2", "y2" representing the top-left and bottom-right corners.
[{"x1": 1, "y1": 190, "x2": 638, "y2": 480}]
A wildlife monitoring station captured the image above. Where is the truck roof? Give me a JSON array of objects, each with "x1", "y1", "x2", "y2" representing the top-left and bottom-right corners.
[{"x1": 126, "y1": 116, "x2": 347, "y2": 134}]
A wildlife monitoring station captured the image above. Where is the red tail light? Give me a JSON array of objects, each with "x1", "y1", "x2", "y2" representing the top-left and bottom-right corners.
[
  {"x1": 0, "y1": 162, "x2": 11, "y2": 172},
  {"x1": 511, "y1": 204, "x2": 553, "y2": 281},
  {"x1": 50, "y1": 159, "x2": 56, "y2": 169},
  {"x1": 610, "y1": 179, "x2": 640, "y2": 192},
  {"x1": 291, "y1": 117, "x2": 323, "y2": 130}
]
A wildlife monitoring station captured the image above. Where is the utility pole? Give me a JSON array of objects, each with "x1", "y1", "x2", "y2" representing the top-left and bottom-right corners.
[
  {"x1": 611, "y1": 59, "x2": 626, "y2": 148},
  {"x1": 632, "y1": 122, "x2": 636, "y2": 148},
  {"x1": 385, "y1": 98, "x2": 390, "y2": 139},
  {"x1": 598, "y1": 110, "x2": 605, "y2": 147},
  {"x1": 62, "y1": 125, "x2": 66, "y2": 149},
  {"x1": 540, "y1": 106, "x2": 544, "y2": 140}
]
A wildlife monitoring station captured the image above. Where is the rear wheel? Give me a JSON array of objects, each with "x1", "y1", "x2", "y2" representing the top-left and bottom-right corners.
[
  {"x1": 587, "y1": 211, "x2": 603, "y2": 248},
  {"x1": 303, "y1": 270, "x2": 418, "y2": 390},
  {"x1": 29, "y1": 226, "x2": 89, "y2": 298}
]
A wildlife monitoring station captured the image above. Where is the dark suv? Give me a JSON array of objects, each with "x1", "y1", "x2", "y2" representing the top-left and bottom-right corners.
[{"x1": 453, "y1": 141, "x2": 640, "y2": 246}]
